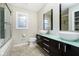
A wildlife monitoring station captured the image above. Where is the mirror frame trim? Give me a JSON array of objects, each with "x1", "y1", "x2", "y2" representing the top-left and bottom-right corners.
[
  {"x1": 59, "y1": 4, "x2": 61, "y2": 30},
  {"x1": 51, "y1": 9, "x2": 53, "y2": 30}
]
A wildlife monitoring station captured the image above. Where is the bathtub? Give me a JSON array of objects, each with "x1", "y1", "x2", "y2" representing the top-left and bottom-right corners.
[{"x1": 0, "y1": 39, "x2": 12, "y2": 56}]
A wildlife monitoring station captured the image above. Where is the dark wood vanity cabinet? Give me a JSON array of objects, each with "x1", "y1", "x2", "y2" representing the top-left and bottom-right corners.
[
  {"x1": 36, "y1": 34, "x2": 61, "y2": 56},
  {"x1": 36, "y1": 34, "x2": 79, "y2": 56}
]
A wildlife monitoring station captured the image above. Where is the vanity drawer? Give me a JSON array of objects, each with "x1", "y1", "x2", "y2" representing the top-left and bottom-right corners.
[
  {"x1": 42, "y1": 42, "x2": 50, "y2": 48},
  {"x1": 43, "y1": 40, "x2": 50, "y2": 45},
  {"x1": 43, "y1": 42, "x2": 50, "y2": 48},
  {"x1": 43, "y1": 38, "x2": 50, "y2": 45},
  {"x1": 43, "y1": 47, "x2": 50, "y2": 54}
]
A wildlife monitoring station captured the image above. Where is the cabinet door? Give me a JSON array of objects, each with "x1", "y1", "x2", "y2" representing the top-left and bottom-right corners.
[
  {"x1": 50, "y1": 39, "x2": 61, "y2": 56},
  {"x1": 58, "y1": 42, "x2": 71, "y2": 56},
  {"x1": 59, "y1": 43, "x2": 66, "y2": 56},
  {"x1": 66, "y1": 45, "x2": 79, "y2": 56},
  {"x1": 59, "y1": 42, "x2": 79, "y2": 56}
]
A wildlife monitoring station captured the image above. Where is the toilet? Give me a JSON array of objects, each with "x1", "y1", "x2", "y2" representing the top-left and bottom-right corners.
[{"x1": 28, "y1": 37, "x2": 36, "y2": 47}]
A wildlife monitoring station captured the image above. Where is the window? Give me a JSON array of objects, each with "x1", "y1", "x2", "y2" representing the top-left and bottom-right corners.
[{"x1": 16, "y1": 12, "x2": 28, "y2": 29}]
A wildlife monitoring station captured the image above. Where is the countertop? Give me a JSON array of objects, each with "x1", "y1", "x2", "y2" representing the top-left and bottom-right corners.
[{"x1": 38, "y1": 33, "x2": 79, "y2": 48}]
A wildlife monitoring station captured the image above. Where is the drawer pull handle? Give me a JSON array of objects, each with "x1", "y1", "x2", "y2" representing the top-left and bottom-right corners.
[
  {"x1": 58, "y1": 43, "x2": 60, "y2": 50},
  {"x1": 64, "y1": 45, "x2": 66, "y2": 53},
  {"x1": 43, "y1": 39, "x2": 49, "y2": 41},
  {"x1": 43, "y1": 43, "x2": 49, "y2": 47},
  {"x1": 43, "y1": 48, "x2": 49, "y2": 53}
]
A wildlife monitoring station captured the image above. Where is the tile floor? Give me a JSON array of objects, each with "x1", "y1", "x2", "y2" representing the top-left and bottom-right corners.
[{"x1": 9, "y1": 44, "x2": 45, "y2": 56}]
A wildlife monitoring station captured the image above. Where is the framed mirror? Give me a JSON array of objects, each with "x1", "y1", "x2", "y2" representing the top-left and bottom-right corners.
[
  {"x1": 43, "y1": 9, "x2": 53, "y2": 30},
  {"x1": 60, "y1": 3, "x2": 79, "y2": 31}
]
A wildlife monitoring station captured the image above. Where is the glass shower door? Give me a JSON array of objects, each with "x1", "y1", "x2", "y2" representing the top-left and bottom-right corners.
[
  {"x1": 4, "y1": 3, "x2": 12, "y2": 44},
  {"x1": 0, "y1": 7, "x2": 5, "y2": 48},
  {"x1": 4, "y1": 22, "x2": 12, "y2": 43},
  {"x1": 0, "y1": 3, "x2": 12, "y2": 48}
]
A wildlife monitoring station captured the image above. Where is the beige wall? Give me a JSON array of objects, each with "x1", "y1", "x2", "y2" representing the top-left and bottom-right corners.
[
  {"x1": 38, "y1": 3, "x2": 59, "y2": 35},
  {"x1": 9, "y1": 4, "x2": 38, "y2": 45}
]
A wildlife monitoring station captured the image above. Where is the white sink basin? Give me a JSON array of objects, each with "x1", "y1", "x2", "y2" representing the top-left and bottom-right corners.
[
  {"x1": 39, "y1": 30, "x2": 47, "y2": 34},
  {"x1": 59, "y1": 31, "x2": 79, "y2": 41}
]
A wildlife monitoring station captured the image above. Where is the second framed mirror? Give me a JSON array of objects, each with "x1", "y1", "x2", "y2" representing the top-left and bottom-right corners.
[{"x1": 59, "y1": 3, "x2": 79, "y2": 31}]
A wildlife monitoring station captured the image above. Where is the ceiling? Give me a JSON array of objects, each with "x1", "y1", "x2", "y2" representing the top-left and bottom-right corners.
[
  {"x1": 10, "y1": 3, "x2": 79, "y2": 12},
  {"x1": 10, "y1": 3, "x2": 47, "y2": 12},
  {"x1": 61, "y1": 3, "x2": 78, "y2": 11}
]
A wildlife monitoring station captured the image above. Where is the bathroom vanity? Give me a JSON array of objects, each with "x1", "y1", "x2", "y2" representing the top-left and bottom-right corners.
[
  {"x1": 36, "y1": 34, "x2": 79, "y2": 56},
  {"x1": 36, "y1": 3, "x2": 79, "y2": 56}
]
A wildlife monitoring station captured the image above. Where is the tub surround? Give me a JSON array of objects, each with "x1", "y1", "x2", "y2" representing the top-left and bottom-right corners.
[{"x1": 0, "y1": 39, "x2": 13, "y2": 56}]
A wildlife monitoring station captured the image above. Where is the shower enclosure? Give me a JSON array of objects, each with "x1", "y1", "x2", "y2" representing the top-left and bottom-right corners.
[{"x1": 0, "y1": 3, "x2": 12, "y2": 48}]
